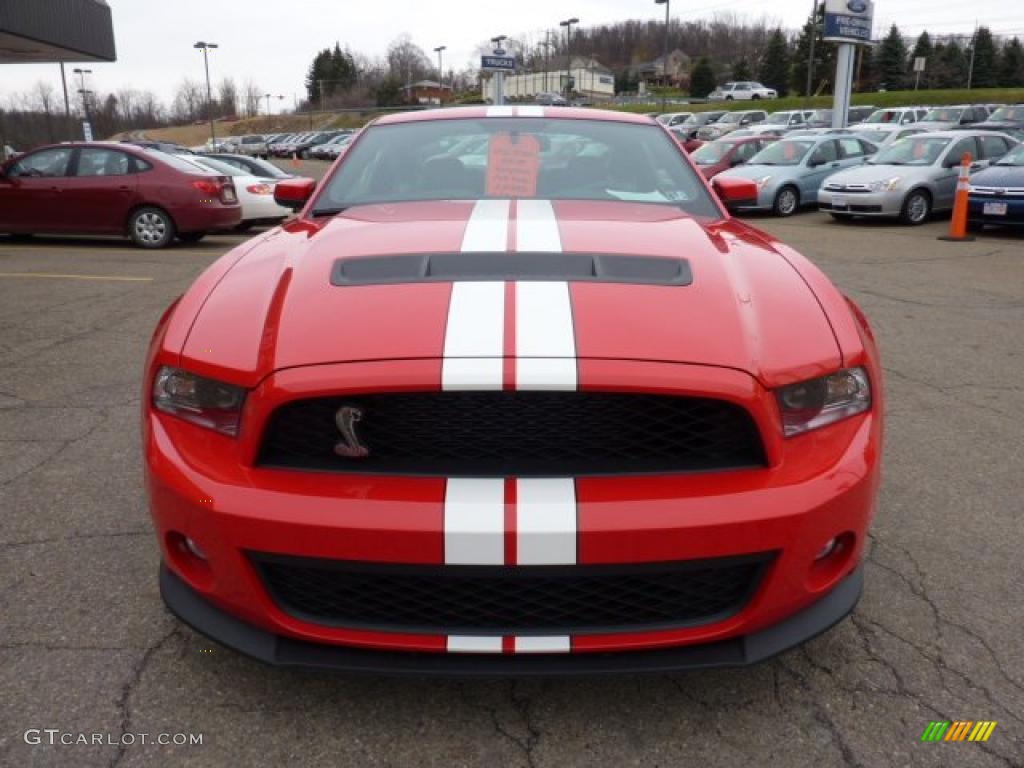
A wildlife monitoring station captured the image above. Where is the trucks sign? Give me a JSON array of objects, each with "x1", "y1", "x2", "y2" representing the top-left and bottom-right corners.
[
  {"x1": 481, "y1": 55, "x2": 516, "y2": 72},
  {"x1": 822, "y1": 0, "x2": 875, "y2": 44}
]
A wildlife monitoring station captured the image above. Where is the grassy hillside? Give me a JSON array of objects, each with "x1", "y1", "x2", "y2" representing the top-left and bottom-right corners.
[{"x1": 610, "y1": 87, "x2": 1024, "y2": 114}]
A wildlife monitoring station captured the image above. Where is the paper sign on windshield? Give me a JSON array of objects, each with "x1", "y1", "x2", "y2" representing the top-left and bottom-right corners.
[{"x1": 486, "y1": 133, "x2": 541, "y2": 197}]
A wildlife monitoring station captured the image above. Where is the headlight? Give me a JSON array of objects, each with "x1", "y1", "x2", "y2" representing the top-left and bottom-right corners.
[
  {"x1": 776, "y1": 367, "x2": 871, "y2": 437},
  {"x1": 152, "y1": 366, "x2": 246, "y2": 436},
  {"x1": 756, "y1": 175, "x2": 774, "y2": 189},
  {"x1": 868, "y1": 176, "x2": 902, "y2": 192}
]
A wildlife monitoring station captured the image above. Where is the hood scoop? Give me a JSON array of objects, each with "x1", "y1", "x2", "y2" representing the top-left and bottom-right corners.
[{"x1": 330, "y1": 252, "x2": 693, "y2": 287}]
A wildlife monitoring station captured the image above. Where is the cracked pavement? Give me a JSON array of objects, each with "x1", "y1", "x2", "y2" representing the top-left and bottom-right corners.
[{"x1": 0, "y1": 206, "x2": 1022, "y2": 767}]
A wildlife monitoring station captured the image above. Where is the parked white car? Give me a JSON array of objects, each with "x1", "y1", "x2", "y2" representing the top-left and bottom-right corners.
[
  {"x1": 708, "y1": 81, "x2": 778, "y2": 101},
  {"x1": 189, "y1": 156, "x2": 291, "y2": 230}
]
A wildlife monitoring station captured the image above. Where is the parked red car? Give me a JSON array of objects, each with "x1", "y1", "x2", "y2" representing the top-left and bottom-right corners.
[
  {"x1": 690, "y1": 136, "x2": 775, "y2": 179},
  {"x1": 0, "y1": 142, "x2": 241, "y2": 247},
  {"x1": 145, "y1": 107, "x2": 882, "y2": 674}
]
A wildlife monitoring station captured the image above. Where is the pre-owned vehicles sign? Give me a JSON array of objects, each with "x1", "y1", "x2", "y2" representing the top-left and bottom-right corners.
[{"x1": 822, "y1": 0, "x2": 874, "y2": 44}]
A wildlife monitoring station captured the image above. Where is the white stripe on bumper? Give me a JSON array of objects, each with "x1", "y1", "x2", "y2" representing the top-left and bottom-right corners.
[
  {"x1": 444, "y1": 477, "x2": 505, "y2": 565},
  {"x1": 516, "y1": 478, "x2": 577, "y2": 565},
  {"x1": 447, "y1": 635, "x2": 504, "y2": 653},
  {"x1": 514, "y1": 636, "x2": 571, "y2": 653}
]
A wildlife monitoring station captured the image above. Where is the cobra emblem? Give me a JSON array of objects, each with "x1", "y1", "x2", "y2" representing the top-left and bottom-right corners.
[{"x1": 334, "y1": 405, "x2": 370, "y2": 458}]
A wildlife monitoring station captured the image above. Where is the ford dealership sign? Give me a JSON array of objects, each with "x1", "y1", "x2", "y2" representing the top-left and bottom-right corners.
[{"x1": 823, "y1": 0, "x2": 874, "y2": 44}]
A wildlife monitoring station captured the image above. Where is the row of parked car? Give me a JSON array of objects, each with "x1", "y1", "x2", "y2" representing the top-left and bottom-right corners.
[
  {"x1": 691, "y1": 124, "x2": 1023, "y2": 228},
  {"x1": 194, "y1": 130, "x2": 356, "y2": 161}
]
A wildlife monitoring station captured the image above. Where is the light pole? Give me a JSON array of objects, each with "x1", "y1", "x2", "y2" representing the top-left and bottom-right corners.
[
  {"x1": 559, "y1": 18, "x2": 579, "y2": 100},
  {"x1": 193, "y1": 41, "x2": 218, "y2": 147},
  {"x1": 73, "y1": 68, "x2": 93, "y2": 137},
  {"x1": 655, "y1": 0, "x2": 670, "y2": 111},
  {"x1": 59, "y1": 64, "x2": 72, "y2": 140},
  {"x1": 264, "y1": 93, "x2": 273, "y2": 115},
  {"x1": 434, "y1": 45, "x2": 447, "y2": 103},
  {"x1": 804, "y1": 0, "x2": 818, "y2": 108}
]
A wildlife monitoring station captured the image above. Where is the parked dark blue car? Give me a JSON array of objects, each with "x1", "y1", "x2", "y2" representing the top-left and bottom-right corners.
[{"x1": 968, "y1": 142, "x2": 1024, "y2": 229}]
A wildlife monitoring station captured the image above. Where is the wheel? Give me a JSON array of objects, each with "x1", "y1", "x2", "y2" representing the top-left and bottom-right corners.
[
  {"x1": 751, "y1": 94, "x2": 761, "y2": 100},
  {"x1": 234, "y1": 221, "x2": 255, "y2": 232},
  {"x1": 725, "y1": 95, "x2": 734, "y2": 101},
  {"x1": 177, "y1": 232, "x2": 207, "y2": 243},
  {"x1": 772, "y1": 186, "x2": 800, "y2": 217},
  {"x1": 899, "y1": 189, "x2": 931, "y2": 225},
  {"x1": 128, "y1": 207, "x2": 175, "y2": 248}
]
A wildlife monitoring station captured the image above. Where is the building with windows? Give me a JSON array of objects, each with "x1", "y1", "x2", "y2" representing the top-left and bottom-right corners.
[{"x1": 481, "y1": 56, "x2": 615, "y2": 103}]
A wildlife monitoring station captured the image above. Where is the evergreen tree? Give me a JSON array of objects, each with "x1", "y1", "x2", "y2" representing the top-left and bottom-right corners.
[
  {"x1": 876, "y1": 25, "x2": 908, "y2": 90},
  {"x1": 1000, "y1": 37, "x2": 1024, "y2": 87},
  {"x1": 731, "y1": 57, "x2": 752, "y2": 81},
  {"x1": 758, "y1": 29, "x2": 791, "y2": 97},
  {"x1": 790, "y1": 7, "x2": 837, "y2": 96},
  {"x1": 689, "y1": 57, "x2": 716, "y2": 98},
  {"x1": 375, "y1": 76, "x2": 404, "y2": 107},
  {"x1": 908, "y1": 31, "x2": 933, "y2": 87},
  {"x1": 305, "y1": 48, "x2": 332, "y2": 103},
  {"x1": 932, "y1": 40, "x2": 967, "y2": 89},
  {"x1": 969, "y1": 27, "x2": 998, "y2": 88},
  {"x1": 856, "y1": 44, "x2": 877, "y2": 92}
]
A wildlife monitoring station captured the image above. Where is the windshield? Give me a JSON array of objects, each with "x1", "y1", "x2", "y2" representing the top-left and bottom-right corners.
[
  {"x1": 808, "y1": 110, "x2": 833, "y2": 122},
  {"x1": 310, "y1": 118, "x2": 719, "y2": 217},
  {"x1": 864, "y1": 110, "x2": 901, "y2": 124},
  {"x1": 856, "y1": 129, "x2": 892, "y2": 143},
  {"x1": 989, "y1": 106, "x2": 1024, "y2": 122},
  {"x1": 923, "y1": 107, "x2": 964, "y2": 122},
  {"x1": 995, "y1": 143, "x2": 1024, "y2": 166},
  {"x1": 766, "y1": 112, "x2": 792, "y2": 123},
  {"x1": 690, "y1": 142, "x2": 733, "y2": 164},
  {"x1": 720, "y1": 113, "x2": 745, "y2": 125},
  {"x1": 748, "y1": 140, "x2": 815, "y2": 166},
  {"x1": 870, "y1": 136, "x2": 950, "y2": 166}
]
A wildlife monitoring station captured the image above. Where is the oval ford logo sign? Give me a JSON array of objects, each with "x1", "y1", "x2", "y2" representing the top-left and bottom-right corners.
[{"x1": 847, "y1": 0, "x2": 868, "y2": 11}]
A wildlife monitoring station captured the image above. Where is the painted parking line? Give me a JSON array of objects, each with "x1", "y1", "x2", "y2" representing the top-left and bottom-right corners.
[{"x1": 0, "y1": 272, "x2": 154, "y2": 282}]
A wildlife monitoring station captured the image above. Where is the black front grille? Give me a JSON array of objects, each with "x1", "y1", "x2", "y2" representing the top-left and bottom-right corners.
[
  {"x1": 258, "y1": 391, "x2": 765, "y2": 476},
  {"x1": 252, "y1": 553, "x2": 773, "y2": 634}
]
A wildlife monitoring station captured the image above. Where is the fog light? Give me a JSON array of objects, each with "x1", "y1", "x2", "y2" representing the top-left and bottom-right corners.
[
  {"x1": 815, "y1": 537, "x2": 839, "y2": 560},
  {"x1": 183, "y1": 537, "x2": 208, "y2": 561}
]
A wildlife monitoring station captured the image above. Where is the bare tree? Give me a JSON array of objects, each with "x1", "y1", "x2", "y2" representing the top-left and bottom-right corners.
[
  {"x1": 31, "y1": 81, "x2": 58, "y2": 142},
  {"x1": 218, "y1": 77, "x2": 239, "y2": 117},
  {"x1": 386, "y1": 35, "x2": 432, "y2": 85},
  {"x1": 242, "y1": 80, "x2": 262, "y2": 118},
  {"x1": 171, "y1": 78, "x2": 203, "y2": 122}
]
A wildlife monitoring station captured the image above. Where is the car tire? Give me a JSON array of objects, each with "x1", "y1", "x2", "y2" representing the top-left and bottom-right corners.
[
  {"x1": 178, "y1": 232, "x2": 207, "y2": 244},
  {"x1": 725, "y1": 95, "x2": 734, "y2": 101},
  {"x1": 128, "y1": 207, "x2": 176, "y2": 249},
  {"x1": 773, "y1": 186, "x2": 800, "y2": 217},
  {"x1": 899, "y1": 189, "x2": 931, "y2": 226},
  {"x1": 752, "y1": 94, "x2": 761, "y2": 100}
]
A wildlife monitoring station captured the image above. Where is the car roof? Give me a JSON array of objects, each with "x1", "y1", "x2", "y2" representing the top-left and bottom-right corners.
[{"x1": 374, "y1": 106, "x2": 655, "y2": 126}]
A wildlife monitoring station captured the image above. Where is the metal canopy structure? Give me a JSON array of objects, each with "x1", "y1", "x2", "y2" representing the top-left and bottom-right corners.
[{"x1": 0, "y1": 0, "x2": 115, "y2": 63}]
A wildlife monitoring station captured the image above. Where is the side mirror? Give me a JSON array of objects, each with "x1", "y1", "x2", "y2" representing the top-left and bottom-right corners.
[
  {"x1": 712, "y1": 176, "x2": 758, "y2": 210},
  {"x1": 273, "y1": 177, "x2": 316, "y2": 210}
]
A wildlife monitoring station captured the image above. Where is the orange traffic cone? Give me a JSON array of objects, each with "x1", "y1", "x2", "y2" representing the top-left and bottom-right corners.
[
  {"x1": 290, "y1": 152, "x2": 301, "y2": 169},
  {"x1": 938, "y1": 151, "x2": 975, "y2": 242}
]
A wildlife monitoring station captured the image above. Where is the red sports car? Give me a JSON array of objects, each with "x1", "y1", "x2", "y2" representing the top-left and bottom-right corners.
[
  {"x1": 145, "y1": 107, "x2": 883, "y2": 674},
  {"x1": 0, "y1": 142, "x2": 241, "y2": 247}
]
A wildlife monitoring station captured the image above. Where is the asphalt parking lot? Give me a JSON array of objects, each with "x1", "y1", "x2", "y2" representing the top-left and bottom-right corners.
[{"x1": 1, "y1": 162, "x2": 1022, "y2": 767}]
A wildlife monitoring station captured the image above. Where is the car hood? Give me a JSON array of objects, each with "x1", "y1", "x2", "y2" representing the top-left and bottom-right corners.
[
  {"x1": 179, "y1": 200, "x2": 841, "y2": 389},
  {"x1": 828, "y1": 163, "x2": 934, "y2": 184},
  {"x1": 970, "y1": 165, "x2": 1024, "y2": 186}
]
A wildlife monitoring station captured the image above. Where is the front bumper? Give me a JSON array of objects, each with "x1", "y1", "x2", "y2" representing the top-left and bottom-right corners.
[
  {"x1": 161, "y1": 561, "x2": 863, "y2": 675},
  {"x1": 968, "y1": 196, "x2": 1024, "y2": 226},
  {"x1": 145, "y1": 359, "x2": 880, "y2": 665},
  {"x1": 818, "y1": 188, "x2": 902, "y2": 217}
]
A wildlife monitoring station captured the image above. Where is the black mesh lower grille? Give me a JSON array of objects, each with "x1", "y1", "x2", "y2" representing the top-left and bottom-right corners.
[
  {"x1": 251, "y1": 553, "x2": 773, "y2": 634},
  {"x1": 258, "y1": 391, "x2": 765, "y2": 476}
]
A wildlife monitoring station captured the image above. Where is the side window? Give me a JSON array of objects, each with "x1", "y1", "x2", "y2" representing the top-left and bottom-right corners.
[
  {"x1": 946, "y1": 138, "x2": 978, "y2": 165},
  {"x1": 838, "y1": 138, "x2": 865, "y2": 159},
  {"x1": 736, "y1": 142, "x2": 757, "y2": 161},
  {"x1": 813, "y1": 141, "x2": 839, "y2": 164},
  {"x1": 736, "y1": 83, "x2": 751, "y2": 91},
  {"x1": 858, "y1": 139, "x2": 878, "y2": 156},
  {"x1": 10, "y1": 147, "x2": 73, "y2": 177},
  {"x1": 76, "y1": 148, "x2": 131, "y2": 177},
  {"x1": 978, "y1": 135, "x2": 1008, "y2": 160},
  {"x1": 132, "y1": 157, "x2": 154, "y2": 173},
  {"x1": 901, "y1": 112, "x2": 915, "y2": 124}
]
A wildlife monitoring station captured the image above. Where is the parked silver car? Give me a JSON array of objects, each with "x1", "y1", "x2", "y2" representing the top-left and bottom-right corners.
[
  {"x1": 697, "y1": 110, "x2": 768, "y2": 140},
  {"x1": 913, "y1": 105, "x2": 990, "y2": 132},
  {"x1": 715, "y1": 134, "x2": 878, "y2": 216},
  {"x1": 852, "y1": 124, "x2": 926, "y2": 148},
  {"x1": 235, "y1": 134, "x2": 269, "y2": 159},
  {"x1": 818, "y1": 130, "x2": 1019, "y2": 224}
]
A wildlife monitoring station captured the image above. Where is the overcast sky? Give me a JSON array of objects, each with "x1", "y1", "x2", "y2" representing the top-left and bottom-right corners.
[{"x1": 2, "y1": 0, "x2": 1020, "y2": 107}]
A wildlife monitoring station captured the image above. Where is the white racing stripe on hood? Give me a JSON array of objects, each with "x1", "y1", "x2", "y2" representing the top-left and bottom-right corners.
[{"x1": 515, "y1": 281, "x2": 577, "y2": 390}]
